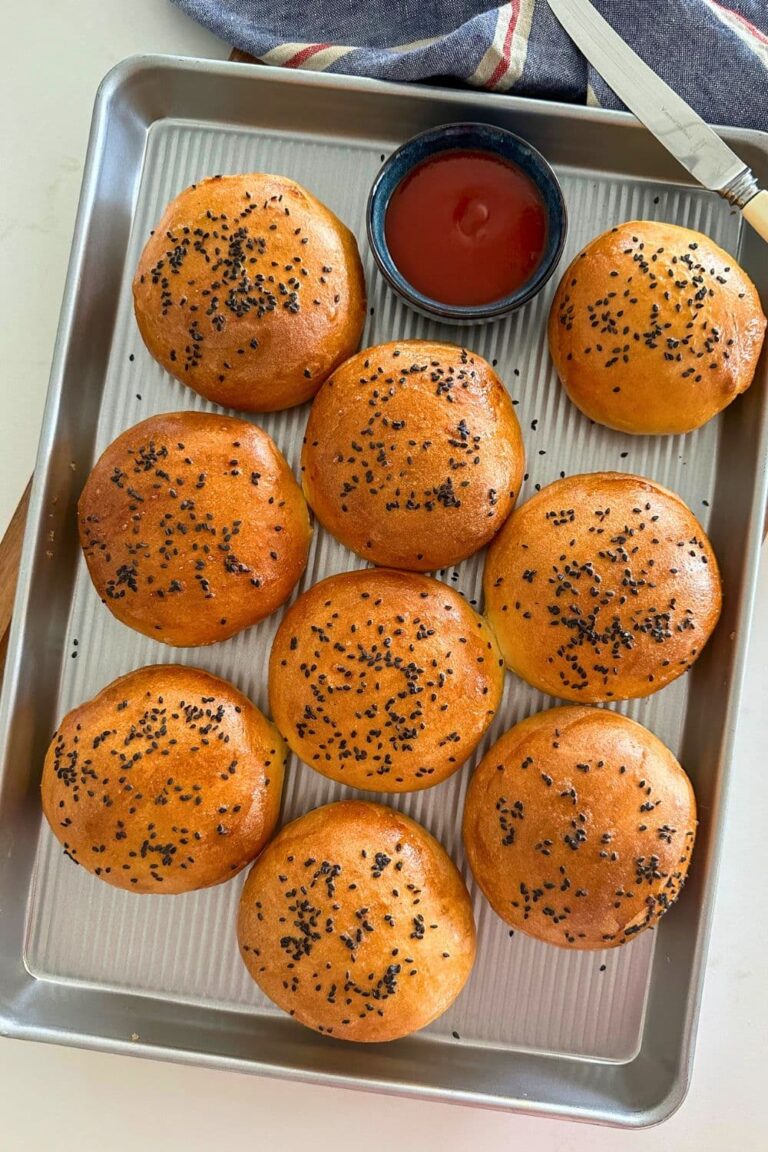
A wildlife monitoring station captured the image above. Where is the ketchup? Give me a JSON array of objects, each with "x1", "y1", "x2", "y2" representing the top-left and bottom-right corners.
[{"x1": 384, "y1": 149, "x2": 547, "y2": 307}]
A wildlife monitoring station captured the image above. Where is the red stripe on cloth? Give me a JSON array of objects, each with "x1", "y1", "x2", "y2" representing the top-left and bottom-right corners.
[
  {"x1": 711, "y1": 1, "x2": 768, "y2": 45},
  {"x1": 284, "y1": 42, "x2": 333, "y2": 68},
  {"x1": 488, "y1": 2, "x2": 521, "y2": 89}
]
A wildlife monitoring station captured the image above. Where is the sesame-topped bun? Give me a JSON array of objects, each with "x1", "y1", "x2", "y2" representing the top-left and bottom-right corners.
[
  {"x1": 301, "y1": 340, "x2": 525, "y2": 571},
  {"x1": 463, "y1": 706, "x2": 697, "y2": 949},
  {"x1": 483, "y1": 472, "x2": 721, "y2": 702},
  {"x1": 133, "y1": 174, "x2": 366, "y2": 412},
  {"x1": 78, "y1": 412, "x2": 311, "y2": 647},
  {"x1": 41, "y1": 665, "x2": 285, "y2": 894},
  {"x1": 269, "y1": 569, "x2": 505, "y2": 791},
  {"x1": 237, "y1": 800, "x2": 476, "y2": 1041},
  {"x1": 549, "y1": 220, "x2": 766, "y2": 435}
]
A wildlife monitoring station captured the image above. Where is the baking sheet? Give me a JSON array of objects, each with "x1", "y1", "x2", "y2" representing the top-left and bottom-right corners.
[{"x1": 2, "y1": 56, "x2": 767, "y2": 1126}]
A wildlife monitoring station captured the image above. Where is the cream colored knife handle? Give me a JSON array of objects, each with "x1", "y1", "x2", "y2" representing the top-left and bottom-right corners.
[{"x1": 742, "y1": 190, "x2": 768, "y2": 243}]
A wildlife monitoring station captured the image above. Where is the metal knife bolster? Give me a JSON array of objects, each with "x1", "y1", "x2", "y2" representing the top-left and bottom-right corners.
[{"x1": 721, "y1": 168, "x2": 760, "y2": 208}]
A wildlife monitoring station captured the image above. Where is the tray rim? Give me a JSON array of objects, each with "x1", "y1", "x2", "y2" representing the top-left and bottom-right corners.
[{"x1": 1, "y1": 53, "x2": 767, "y2": 1129}]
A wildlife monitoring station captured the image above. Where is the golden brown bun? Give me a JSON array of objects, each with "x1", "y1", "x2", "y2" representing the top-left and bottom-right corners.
[
  {"x1": 132, "y1": 174, "x2": 366, "y2": 412},
  {"x1": 484, "y1": 472, "x2": 721, "y2": 702},
  {"x1": 78, "y1": 412, "x2": 311, "y2": 647},
  {"x1": 269, "y1": 569, "x2": 505, "y2": 791},
  {"x1": 41, "y1": 665, "x2": 285, "y2": 894},
  {"x1": 463, "y1": 706, "x2": 696, "y2": 949},
  {"x1": 549, "y1": 220, "x2": 766, "y2": 435},
  {"x1": 301, "y1": 341, "x2": 525, "y2": 571},
  {"x1": 238, "y1": 800, "x2": 476, "y2": 1040}
]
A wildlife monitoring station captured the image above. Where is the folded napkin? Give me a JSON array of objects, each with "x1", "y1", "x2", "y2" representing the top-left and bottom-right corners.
[{"x1": 174, "y1": 0, "x2": 767, "y2": 130}]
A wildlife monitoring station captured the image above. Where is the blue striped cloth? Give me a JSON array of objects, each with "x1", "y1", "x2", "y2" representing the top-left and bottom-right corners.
[{"x1": 173, "y1": 0, "x2": 768, "y2": 130}]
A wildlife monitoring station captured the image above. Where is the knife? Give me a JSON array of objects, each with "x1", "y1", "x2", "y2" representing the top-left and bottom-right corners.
[{"x1": 546, "y1": 0, "x2": 768, "y2": 241}]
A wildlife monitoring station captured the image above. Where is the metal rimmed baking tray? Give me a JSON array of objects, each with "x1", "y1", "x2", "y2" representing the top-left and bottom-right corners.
[{"x1": 1, "y1": 56, "x2": 767, "y2": 1128}]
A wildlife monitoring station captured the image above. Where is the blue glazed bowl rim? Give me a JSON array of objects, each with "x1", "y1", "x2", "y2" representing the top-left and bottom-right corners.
[{"x1": 366, "y1": 122, "x2": 568, "y2": 322}]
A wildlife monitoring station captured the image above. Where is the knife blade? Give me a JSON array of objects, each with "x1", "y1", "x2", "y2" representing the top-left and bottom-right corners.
[{"x1": 546, "y1": 0, "x2": 768, "y2": 240}]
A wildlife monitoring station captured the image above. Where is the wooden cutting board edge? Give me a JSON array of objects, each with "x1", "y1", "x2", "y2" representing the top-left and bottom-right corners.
[{"x1": 0, "y1": 478, "x2": 32, "y2": 684}]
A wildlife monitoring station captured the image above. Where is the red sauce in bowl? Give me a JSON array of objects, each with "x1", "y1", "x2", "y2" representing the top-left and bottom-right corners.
[{"x1": 384, "y1": 149, "x2": 548, "y2": 307}]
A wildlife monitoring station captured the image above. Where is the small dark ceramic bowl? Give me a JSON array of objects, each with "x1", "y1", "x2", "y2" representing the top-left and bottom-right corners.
[{"x1": 367, "y1": 122, "x2": 567, "y2": 324}]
